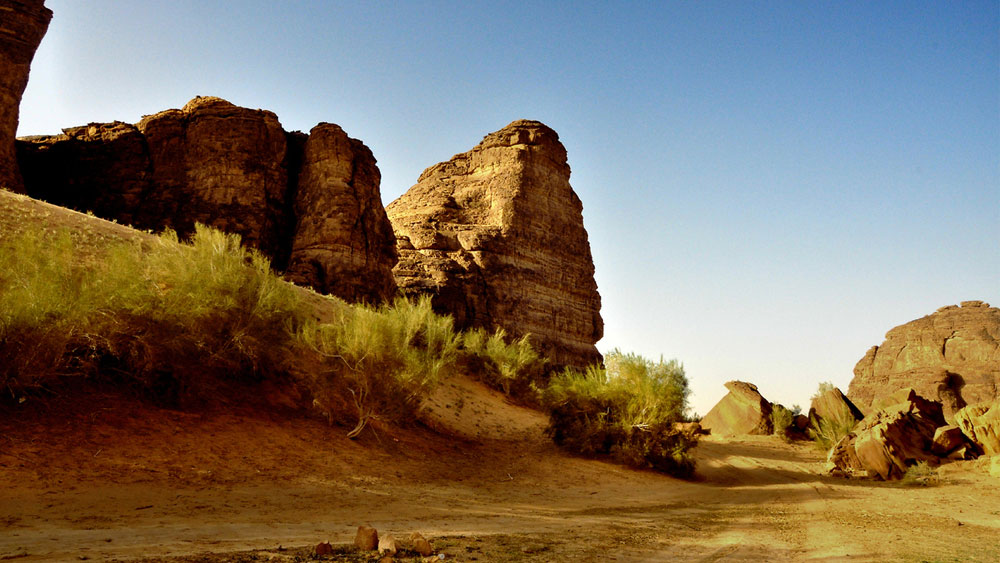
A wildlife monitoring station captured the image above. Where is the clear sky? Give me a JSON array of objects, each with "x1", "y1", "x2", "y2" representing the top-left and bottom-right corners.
[{"x1": 17, "y1": 1, "x2": 999, "y2": 416}]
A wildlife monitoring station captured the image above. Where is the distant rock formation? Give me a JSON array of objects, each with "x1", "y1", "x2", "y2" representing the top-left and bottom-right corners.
[
  {"x1": 386, "y1": 120, "x2": 603, "y2": 369},
  {"x1": 16, "y1": 97, "x2": 397, "y2": 303},
  {"x1": 0, "y1": 0, "x2": 52, "y2": 193},
  {"x1": 847, "y1": 301, "x2": 1000, "y2": 420},
  {"x1": 699, "y1": 381, "x2": 773, "y2": 436}
]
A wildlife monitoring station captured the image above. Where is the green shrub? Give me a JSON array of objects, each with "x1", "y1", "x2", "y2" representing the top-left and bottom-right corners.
[
  {"x1": 770, "y1": 404, "x2": 795, "y2": 441},
  {"x1": 540, "y1": 349, "x2": 696, "y2": 477},
  {"x1": 461, "y1": 328, "x2": 544, "y2": 395},
  {"x1": 810, "y1": 416, "x2": 859, "y2": 452},
  {"x1": 298, "y1": 296, "x2": 461, "y2": 437},
  {"x1": 899, "y1": 461, "x2": 941, "y2": 487}
]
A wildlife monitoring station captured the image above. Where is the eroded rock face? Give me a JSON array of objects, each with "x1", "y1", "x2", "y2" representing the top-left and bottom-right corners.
[
  {"x1": 136, "y1": 96, "x2": 291, "y2": 260},
  {"x1": 285, "y1": 123, "x2": 396, "y2": 303},
  {"x1": 699, "y1": 381, "x2": 773, "y2": 436},
  {"x1": 0, "y1": 0, "x2": 52, "y2": 193},
  {"x1": 16, "y1": 97, "x2": 397, "y2": 303},
  {"x1": 827, "y1": 389, "x2": 947, "y2": 480},
  {"x1": 847, "y1": 301, "x2": 1000, "y2": 420},
  {"x1": 387, "y1": 120, "x2": 602, "y2": 369}
]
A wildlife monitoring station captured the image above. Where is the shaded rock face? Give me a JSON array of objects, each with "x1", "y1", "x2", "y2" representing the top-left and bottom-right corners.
[
  {"x1": 387, "y1": 120, "x2": 602, "y2": 369},
  {"x1": 0, "y1": 0, "x2": 52, "y2": 193},
  {"x1": 16, "y1": 97, "x2": 397, "y2": 303},
  {"x1": 699, "y1": 381, "x2": 773, "y2": 436},
  {"x1": 848, "y1": 301, "x2": 1000, "y2": 420},
  {"x1": 285, "y1": 123, "x2": 397, "y2": 303},
  {"x1": 827, "y1": 389, "x2": 948, "y2": 480}
]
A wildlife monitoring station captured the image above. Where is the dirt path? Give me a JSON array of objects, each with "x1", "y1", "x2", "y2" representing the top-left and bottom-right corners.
[{"x1": 2, "y1": 378, "x2": 999, "y2": 562}]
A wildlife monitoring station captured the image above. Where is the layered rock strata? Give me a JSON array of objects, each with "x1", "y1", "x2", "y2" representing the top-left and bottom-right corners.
[
  {"x1": 386, "y1": 120, "x2": 602, "y2": 369},
  {"x1": 699, "y1": 381, "x2": 773, "y2": 436},
  {"x1": 848, "y1": 301, "x2": 1000, "y2": 419},
  {"x1": 0, "y1": 0, "x2": 52, "y2": 193},
  {"x1": 16, "y1": 97, "x2": 397, "y2": 303}
]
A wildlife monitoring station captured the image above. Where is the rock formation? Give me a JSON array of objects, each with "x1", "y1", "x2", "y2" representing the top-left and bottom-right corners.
[
  {"x1": 808, "y1": 385, "x2": 863, "y2": 434},
  {"x1": 285, "y1": 123, "x2": 396, "y2": 302},
  {"x1": 827, "y1": 389, "x2": 949, "y2": 480},
  {"x1": 0, "y1": 0, "x2": 51, "y2": 193},
  {"x1": 954, "y1": 400, "x2": 1000, "y2": 456},
  {"x1": 16, "y1": 97, "x2": 397, "y2": 303},
  {"x1": 699, "y1": 381, "x2": 773, "y2": 436},
  {"x1": 848, "y1": 301, "x2": 1000, "y2": 419},
  {"x1": 386, "y1": 120, "x2": 602, "y2": 369}
]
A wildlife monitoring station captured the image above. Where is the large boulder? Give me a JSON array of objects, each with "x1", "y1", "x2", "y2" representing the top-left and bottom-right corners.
[
  {"x1": 808, "y1": 385, "x2": 863, "y2": 435},
  {"x1": 700, "y1": 381, "x2": 773, "y2": 436},
  {"x1": 827, "y1": 389, "x2": 947, "y2": 480},
  {"x1": 285, "y1": 123, "x2": 396, "y2": 303},
  {"x1": 0, "y1": 0, "x2": 52, "y2": 193},
  {"x1": 847, "y1": 301, "x2": 1000, "y2": 420},
  {"x1": 16, "y1": 97, "x2": 397, "y2": 304},
  {"x1": 954, "y1": 400, "x2": 1000, "y2": 456},
  {"x1": 386, "y1": 120, "x2": 603, "y2": 369}
]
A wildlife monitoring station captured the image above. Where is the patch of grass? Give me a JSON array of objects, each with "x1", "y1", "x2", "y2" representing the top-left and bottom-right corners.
[
  {"x1": 770, "y1": 404, "x2": 795, "y2": 442},
  {"x1": 539, "y1": 349, "x2": 697, "y2": 477},
  {"x1": 461, "y1": 328, "x2": 545, "y2": 396},
  {"x1": 0, "y1": 223, "x2": 542, "y2": 438},
  {"x1": 899, "y1": 461, "x2": 941, "y2": 487},
  {"x1": 810, "y1": 416, "x2": 859, "y2": 452}
]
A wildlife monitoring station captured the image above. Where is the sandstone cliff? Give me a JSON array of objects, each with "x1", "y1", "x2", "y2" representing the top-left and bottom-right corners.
[
  {"x1": 386, "y1": 120, "x2": 602, "y2": 369},
  {"x1": 0, "y1": 0, "x2": 51, "y2": 193},
  {"x1": 16, "y1": 97, "x2": 397, "y2": 303},
  {"x1": 847, "y1": 301, "x2": 1000, "y2": 420}
]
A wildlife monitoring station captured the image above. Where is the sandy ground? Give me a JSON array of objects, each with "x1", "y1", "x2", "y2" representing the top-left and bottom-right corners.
[{"x1": 2, "y1": 375, "x2": 999, "y2": 563}]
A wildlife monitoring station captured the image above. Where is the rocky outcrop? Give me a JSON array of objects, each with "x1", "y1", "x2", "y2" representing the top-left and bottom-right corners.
[
  {"x1": 848, "y1": 301, "x2": 1000, "y2": 420},
  {"x1": 809, "y1": 386, "x2": 863, "y2": 434},
  {"x1": 386, "y1": 120, "x2": 602, "y2": 369},
  {"x1": 827, "y1": 389, "x2": 948, "y2": 480},
  {"x1": 16, "y1": 97, "x2": 397, "y2": 303},
  {"x1": 0, "y1": 0, "x2": 52, "y2": 193},
  {"x1": 285, "y1": 123, "x2": 396, "y2": 303},
  {"x1": 954, "y1": 400, "x2": 1000, "y2": 456},
  {"x1": 699, "y1": 381, "x2": 773, "y2": 436}
]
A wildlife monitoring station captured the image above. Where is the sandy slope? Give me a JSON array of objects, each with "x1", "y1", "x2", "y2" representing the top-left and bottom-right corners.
[{"x1": 2, "y1": 374, "x2": 998, "y2": 563}]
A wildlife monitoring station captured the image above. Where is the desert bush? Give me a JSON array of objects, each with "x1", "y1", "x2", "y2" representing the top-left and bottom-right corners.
[
  {"x1": 461, "y1": 327, "x2": 544, "y2": 395},
  {"x1": 297, "y1": 296, "x2": 461, "y2": 437},
  {"x1": 899, "y1": 461, "x2": 941, "y2": 487},
  {"x1": 0, "y1": 225, "x2": 306, "y2": 400},
  {"x1": 771, "y1": 404, "x2": 796, "y2": 441},
  {"x1": 540, "y1": 349, "x2": 696, "y2": 477},
  {"x1": 810, "y1": 415, "x2": 859, "y2": 452}
]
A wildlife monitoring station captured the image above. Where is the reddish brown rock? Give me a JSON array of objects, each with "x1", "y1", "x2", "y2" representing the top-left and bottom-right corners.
[
  {"x1": 408, "y1": 532, "x2": 433, "y2": 556},
  {"x1": 387, "y1": 120, "x2": 602, "y2": 369},
  {"x1": 699, "y1": 381, "x2": 773, "y2": 436},
  {"x1": 135, "y1": 96, "x2": 291, "y2": 258},
  {"x1": 954, "y1": 400, "x2": 1000, "y2": 456},
  {"x1": 354, "y1": 525, "x2": 378, "y2": 551},
  {"x1": 0, "y1": 0, "x2": 51, "y2": 193},
  {"x1": 827, "y1": 389, "x2": 946, "y2": 480},
  {"x1": 848, "y1": 302, "x2": 1000, "y2": 420},
  {"x1": 16, "y1": 97, "x2": 397, "y2": 303},
  {"x1": 315, "y1": 541, "x2": 333, "y2": 556},
  {"x1": 285, "y1": 123, "x2": 397, "y2": 303}
]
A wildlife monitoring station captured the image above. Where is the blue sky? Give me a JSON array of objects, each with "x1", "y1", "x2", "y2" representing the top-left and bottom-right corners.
[{"x1": 18, "y1": 1, "x2": 999, "y2": 415}]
